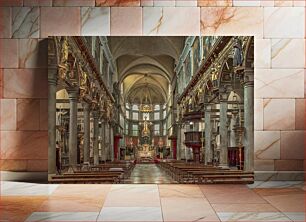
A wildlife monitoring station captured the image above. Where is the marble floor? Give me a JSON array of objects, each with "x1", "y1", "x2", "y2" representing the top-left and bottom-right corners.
[
  {"x1": 126, "y1": 164, "x2": 175, "y2": 184},
  {"x1": 0, "y1": 181, "x2": 305, "y2": 221}
]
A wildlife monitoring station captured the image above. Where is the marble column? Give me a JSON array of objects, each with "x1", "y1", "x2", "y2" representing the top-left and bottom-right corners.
[
  {"x1": 219, "y1": 99, "x2": 229, "y2": 167},
  {"x1": 243, "y1": 69, "x2": 254, "y2": 171},
  {"x1": 92, "y1": 111, "x2": 100, "y2": 165},
  {"x1": 110, "y1": 124, "x2": 114, "y2": 161},
  {"x1": 176, "y1": 124, "x2": 181, "y2": 160},
  {"x1": 83, "y1": 103, "x2": 90, "y2": 163},
  {"x1": 67, "y1": 88, "x2": 78, "y2": 167},
  {"x1": 204, "y1": 105, "x2": 212, "y2": 164},
  {"x1": 99, "y1": 120, "x2": 105, "y2": 161},
  {"x1": 48, "y1": 69, "x2": 57, "y2": 175}
]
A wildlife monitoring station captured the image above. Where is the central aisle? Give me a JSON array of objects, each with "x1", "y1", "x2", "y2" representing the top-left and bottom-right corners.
[{"x1": 126, "y1": 164, "x2": 176, "y2": 184}]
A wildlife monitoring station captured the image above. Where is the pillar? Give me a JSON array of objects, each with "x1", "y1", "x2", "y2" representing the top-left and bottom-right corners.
[
  {"x1": 219, "y1": 99, "x2": 229, "y2": 167},
  {"x1": 176, "y1": 124, "x2": 181, "y2": 160},
  {"x1": 83, "y1": 103, "x2": 90, "y2": 163},
  {"x1": 243, "y1": 69, "x2": 254, "y2": 171},
  {"x1": 110, "y1": 123, "x2": 114, "y2": 160},
  {"x1": 48, "y1": 69, "x2": 57, "y2": 174},
  {"x1": 204, "y1": 105, "x2": 212, "y2": 164},
  {"x1": 67, "y1": 88, "x2": 78, "y2": 166},
  {"x1": 92, "y1": 111, "x2": 99, "y2": 165}
]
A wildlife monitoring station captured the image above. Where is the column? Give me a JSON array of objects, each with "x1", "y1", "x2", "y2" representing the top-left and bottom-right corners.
[
  {"x1": 243, "y1": 69, "x2": 254, "y2": 171},
  {"x1": 204, "y1": 105, "x2": 212, "y2": 164},
  {"x1": 67, "y1": 88, "x2": 78, "y2": 167},
  {"x1": 92, "y1": 111, "x2": 99, "y2": 165},
  {"x1": 110, "y1": 124, "x2": 114, "y2": 161},
  {"x1": 48, "y1": 69, "x2": 57, "y2": 174},
  {"x1": 219, "y1": 98, "x2": 229, "y2": 168},
  {"x1": 83, "y1": 103, "x2": 90, "y2": 163},
  {"x1": 176, "y1": 124, "x2": 181, "y2": 160}
]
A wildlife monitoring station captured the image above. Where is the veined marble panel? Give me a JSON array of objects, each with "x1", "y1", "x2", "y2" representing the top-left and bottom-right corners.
[
  {"x1": 280, "y1": 131, "x2": 305, "y2": 160},
  {"x1": 0, "y1": 7, "x2": 11, "y2": 38},
  {"x1": 23, "y1": 0, "x2": 52, "y2": 6},
  {"x1": 12, "y1": 7, "x2": 39, "y2": 38},
  {"x1": 293, "y1": 0, "x2": 306, "y2": 6},
  {"x1": 198, "y1": 0, "x2": 233, "y2": 6},
  {"x1": 271, "y1": 39, "x2": 305, "y2": 68},
  {"x1": 233, "y1": 0, "x2": 261, "y2": 6},
  {"x1": 274, "y1": 0, "x2": 293, "y2": 6},
  {"x1": 17, "y1": 99, "x2": 40, "y2": 130},
  {"x1": 254, "y1": 99, "x2": 263, "y2": 130},
  {"x1": 98, "y1": 207, "x2": 163, "y2": 221},
  {"x1": 0, "y1": 0, "x2": 23, "y2": 6},
  {"x1": 295, "y1": 99, "x2": 305, "y2": 130},
  {"x1": 175, "y1": 0, "x2": 197, "y2": 6},
  {"x1": 26, "y1": 212, "x2": 99, "y2": 222},
  {"x1": 81, "y1": 7, "x2": 110, "y2": 36},
  {"x1": 248, "y1": 180, "x2": 304, "y2": 188},
  {"x1": 141, "y1": 0, "x2": 153, "y2": 6},
  {"x1": 217, "y1": 212, "x2": 291, "y2": 221},
  {"x1": 263, "y1": 99, "x2": 295, "y2": 130},
  {"x1": 153, "y1": 0, "x2": 175, "y2": 6},
  {"x1": 255, "y1": 39, "x2": 271, "y2": 69},
  {"x1": 39, "y1": 99, "x2": 48, "y2": 130},
  {"x1": 0, "y1": 99, "x2": 16, "y2": 130},
  {"x1": 53, "y1": 0, "x2": 95, "y2": 6},
  {"x1": 255, "y1": 69, "x2": 304, "y2": 98},
  {"x1": 110, "y1": 7, "x2": 142, "y2": 35},
  {"x1": 254, "y1": 160, "x2": 275, "y2": 171},
  {"x1": 254, "y1": 131, "x2": 280, "y2": 160},
  {"x1": 1, "y1": 181, "x2": 58, "y2": 196},
  {"x1": 0, "y1": 39, "x2": 18, "y2": 68},
  {"x1": 200, "y1": 7, "x2": 263, "y2": 37},
  {"x1": 19, "y1": 39, "x2": 48, "y2": 68},
  {"x1": 143, "y1": 7, "x2": 200, "y2": 35},
  {"x1": 264, "y1": 7, "x2": 305, "y2": 38},
  {"x1": 260, "y1": 0, "x2": 274, "y2": 6},
  {"x1": 96, "y1": 0, "x2": 140, "y2": 6},
  {"x1": 283, "y1": 212, "x2": 305, "y2": 222}
]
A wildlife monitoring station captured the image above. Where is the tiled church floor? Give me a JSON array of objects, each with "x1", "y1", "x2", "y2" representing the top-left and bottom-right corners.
[{"x1": 0, "y1": 181, "x2": 305, "y2": 221}]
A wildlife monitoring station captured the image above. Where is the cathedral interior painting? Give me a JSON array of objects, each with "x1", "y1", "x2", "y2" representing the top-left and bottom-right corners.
[{"x1": 48, "y1": 36, "x2": 255, "y2": 184}]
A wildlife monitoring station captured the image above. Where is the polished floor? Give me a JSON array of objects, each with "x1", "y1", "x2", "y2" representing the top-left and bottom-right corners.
[
  {"x1": 126, "y1": 164, "x2": 175, "y2": 184},
  {"x1": 0, "y1": 180, "x2": 305, "y2": 221}
]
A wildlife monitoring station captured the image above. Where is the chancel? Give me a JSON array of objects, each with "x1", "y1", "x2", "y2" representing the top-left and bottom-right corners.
[{"x1": 48, "y1": 36, "x2": 254, "y2": 184}]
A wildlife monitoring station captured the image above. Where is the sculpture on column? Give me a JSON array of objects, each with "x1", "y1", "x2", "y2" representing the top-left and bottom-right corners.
[
  {"x1": 58, "y1": 37, "x2": 70, "y2": 80},
  {"x1": 233, "y1": 37, "x2": 243, "y2": 67}
]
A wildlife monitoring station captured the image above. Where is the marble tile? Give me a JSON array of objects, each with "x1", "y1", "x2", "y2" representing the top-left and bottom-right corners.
[
  {"x1": 274, "y1": 0, "x2": 293, "y2": 6},
  {"x1": 254, "y1": 131, "x2": 280, "y2": 160},
  {"x1": 40, "y1": 7, "x2": 80, "y2": 38},
  {"x1": 254, "y1": 160, "x2": 275, "y2": 171},
  {"x1": 98, "y1": 207, "x2": 163, "y2": 221},
  {"x1": 255, "y1": 69, "x2": 304, "y2": 98},
  {"x1": 274, "y1": 160, "x2": 304, "y2": 171},
  {"x1": 24, "y1": 0, "x2": 52, "y2": 6},
  {"x1": 26, "y1": 212, "x2": 99, "y2": 222},
  {"x1": 280, "y1": 131, "x2": 305, "y2": 160},
  {"x1": 217, "y1": 212, "x2": 291, "y2": 221},
  {"x1": 233, "y1": 0, "x2": 261, "y2": 6},
  {"x1": 255, "y1": 39, "x2": 271, "y2": 68},
  {"x1": 0, "y1": 0, "x2": 22, "y2": 6},
  {"x1": 38, "y1": 196, "x2": 104, "y2": 212},
  {"x1": 1, "y1": 181, "x2": 58, "y2": 196},
  {"x1": 0, "y1": 196, "x2": 48, "y2": 222},
  {"x1": 0, "y1": 39, "x2": 18, "y2": 68},
  {"x1": 158, "y1": 184, "x2": 204, "y2": 198},
  {"x1": 12, "y1": 7, "x2": 39, "y2": 38},
  {"x1": 271, "y1": 39, "x2": 305, "y2": 68},
  {"x1": 0, "y1": 159, "x2": 27, "y2": 171},
  {"x1": 254, "y1": 99, "x2": 263, "y2": 130},
  {"x1": 81, "y1": 7, "x2": 110, "y2": 36},
  {"x1": 161, "y1": 197, "x2": 219, "y2": 221},
  {"x1": 39, "y1": 99, "x2": 48, "y2": 130},
  {"x1": 53, "y1": 0, "x2": 95, "y2": 6},
  {"x1": 27, "y1": 159, "x2": 48, "y2": 171},
  {"x1": 103, "y1": 184, "x2": 160, "y2": 207},
  {"x1": 263, "y1": 99, "x2": 295, "y2": 130},
  {"x1": 153, "y1": 0, "x2": 176, "y2": 6},
  {"x1": 19, "y1": 38, "x2": 48, "y2": 68},
  {"x1": 199, "y1": 185, "x2": 266, "y2": 204},
  {"x1": 295, "y1": 99, "x2": 305, "y2": 130},
  {"x1": 283, "y1": 212, "x2": 305, "y2": 222},
  {"x1": 212, "y1": 203, "x2": 278, "y2": 212},
  {"x1": 143, "y1": 7, "x2": 200, "y2": 35},
  {"x1": 17, "y1": 99, "x2": 40, "y2": 130},
  {"x1": 0, "y1": 99, "x2": 17, "y2": 131},
  {"x1": 110, "y1": 7, "x2": 142, "y2": 35},
  {"x1": 0, "y1": 7, "x2": 11, "y2": 38},
  {"x1": 176, "y1": 0, "x2": 197, "y2": 6},
  {"x1": 248, "y1": 181, "x2": 304, "y2": 189},
  {"x1": 0, "y1": 131, "x2": 48, "y2": 159},
  {"x1": 3, "y1": 69, "x2": 48, "y2": 99},
  {"x1": 96, "y1": 0, "x2": 140, "y2": 6},
  {"x1": 198, "y1": 0, "x2": 233, "y2": 6},
  {"x1": 200, "y1": 7, "x2": 263, "y2": 37},
  {"x1": 141, "y1": 0, "x2": 153, "y2": 6},
  {"x1": 264, "y1": 7, "x2": 305, "y2": 38}
]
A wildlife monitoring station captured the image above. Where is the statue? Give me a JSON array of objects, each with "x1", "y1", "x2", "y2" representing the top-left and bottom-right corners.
[
  {"x1": 233, "y1": 37, "x2": 243, "y2": 67},
  {"x1": 140, "y1": 116, "x2": 152, "y2": 137},
  {"x1": 58, "y1": 37, "x2": 69, "y2": 80},
  {"x1": 79, "y1": 65, "x2": 89, "y2": 98}
]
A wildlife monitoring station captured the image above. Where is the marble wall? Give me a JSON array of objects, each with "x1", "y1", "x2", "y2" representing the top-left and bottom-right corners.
[{"x1": 0, "y1": 0, "x2": 305, "y2": 180}]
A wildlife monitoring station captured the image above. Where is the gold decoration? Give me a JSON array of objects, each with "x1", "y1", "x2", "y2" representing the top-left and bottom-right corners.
[{"x1": 58, "y1": 37, "x2": 69, "y2": 80}]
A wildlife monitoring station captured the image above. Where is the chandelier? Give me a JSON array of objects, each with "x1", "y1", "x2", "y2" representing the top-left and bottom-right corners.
[{"x1": 139, "y1": 83, "x2": 153, "y2": 113}]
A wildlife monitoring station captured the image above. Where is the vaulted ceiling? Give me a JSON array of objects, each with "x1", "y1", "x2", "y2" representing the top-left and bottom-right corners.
[{"x1": 108, "y1": 37, "x2": 185, "y2": 104}]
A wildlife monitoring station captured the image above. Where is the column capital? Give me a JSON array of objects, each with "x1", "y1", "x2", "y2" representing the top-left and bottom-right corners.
[
  {"x1": 67, "y1": 88, "x2": 79, "y2": 99},
  {"x1": 219, "y1": 84, "x2": 232, "y2": 102},
  {"x1": 243, "y1": 68, "x2": 254, "y2": 87}
]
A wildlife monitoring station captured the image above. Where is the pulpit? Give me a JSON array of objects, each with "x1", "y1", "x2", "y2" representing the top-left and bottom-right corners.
[{"x1": 184, "y1": 131, "x2": 203, "y2": 163}]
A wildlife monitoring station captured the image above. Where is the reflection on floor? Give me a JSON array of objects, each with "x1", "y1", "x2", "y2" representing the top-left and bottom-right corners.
[
  {"x1": 0, "y1": 181, "x2": 304, "y2": 221},
  {"x1": 126, "y1": 164, "x2": 175, "y2": 184}
]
